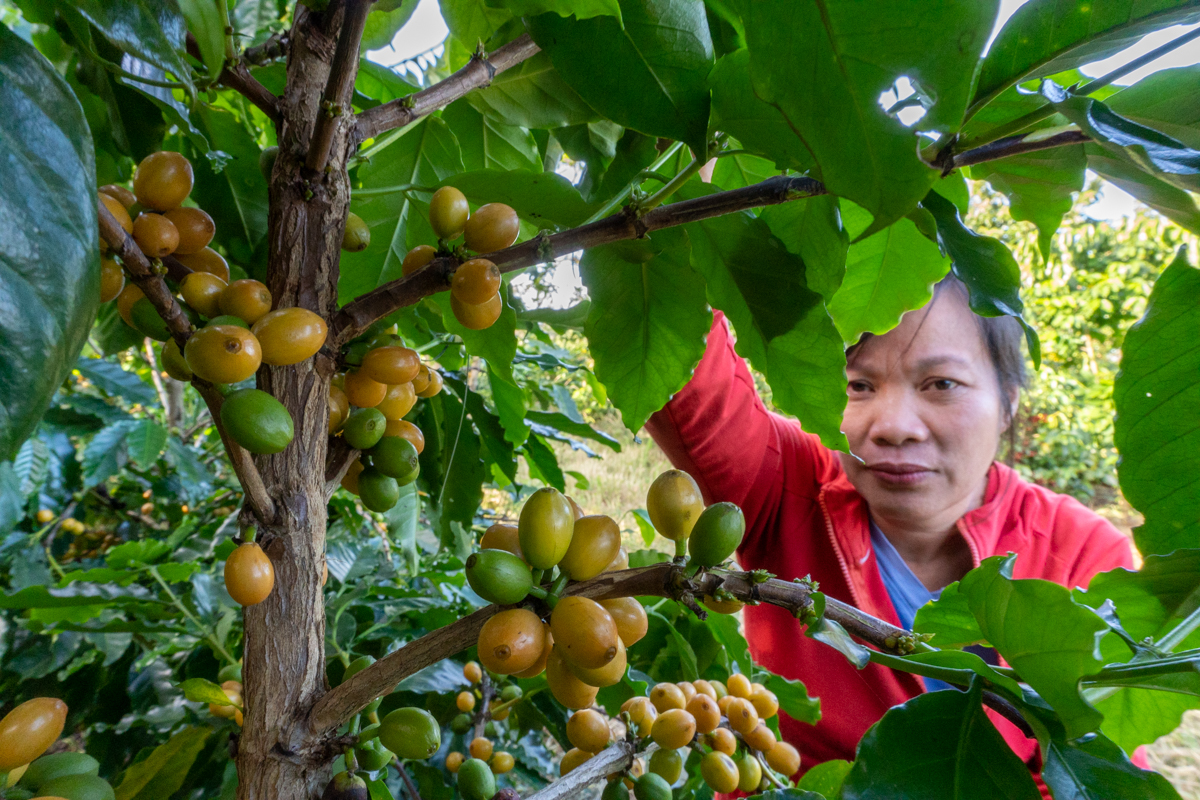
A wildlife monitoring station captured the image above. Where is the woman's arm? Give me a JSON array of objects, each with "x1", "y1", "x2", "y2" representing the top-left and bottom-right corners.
[{"x1": 644, "y1": 311, "x2": 835, "y2": 538}]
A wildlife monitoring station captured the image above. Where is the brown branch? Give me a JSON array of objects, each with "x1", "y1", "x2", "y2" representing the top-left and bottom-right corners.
[
  {"x1": 355, "y1": 33, "x2": 542, "y2": 143},
  {"x1": 324, "y1": 436, "x2": 359, "y2": 500},
  {"x1": 330, "y1": 175, "x2": 827, "y2": 345},
  {"x1": 949, "y1": 129, "x2": 1090, "y2": 170},
  {"x1": 243, "y1": 32, "x2": 290, "y2": 66},
  {"x1": 524, "y1": 741, "x2": 639, "y2": 800},
  {"x1": 307, "y1": 562, "x2": 907, "y2": 734},
  {"x1": 306, "y1": 0, "x2": 375, "y2": 174},
  {"x1": 186, "y1": 32, "x2": 281, "y2": 124},
  {"x1": 332, "y1": 126, "x2": 1094, "y2": 346},
  {"x1": 98, "y1": 204, "x2": 277, "y2": 525}
]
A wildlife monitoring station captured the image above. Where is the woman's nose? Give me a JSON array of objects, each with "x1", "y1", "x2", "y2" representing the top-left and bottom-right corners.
[{"x1": 867, "y1": 388, "x2": 930, "y2": 447}]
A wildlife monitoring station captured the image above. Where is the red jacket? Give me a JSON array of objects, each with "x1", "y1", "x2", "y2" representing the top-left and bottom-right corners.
[{"x1": 645, "y1": 313, "x2": 1134, "y2": 770}]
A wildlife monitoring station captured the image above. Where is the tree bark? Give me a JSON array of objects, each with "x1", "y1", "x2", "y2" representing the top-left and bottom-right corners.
[{"x1": 235, "y1": 5, "x2": 351, "y2": 798}]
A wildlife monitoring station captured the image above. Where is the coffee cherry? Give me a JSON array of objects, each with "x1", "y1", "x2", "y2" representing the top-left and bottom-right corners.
[
  {"x1": 342, "y1": 212, "x2": 370, "y2": 252},
  {"x1": 180, "y1": 271, "x2": 228, "y2": 319},
  {"x1": 134, "y1": 151, "x2": 193, "y2": 211},
  {"x1": 176, "y1": 246, "x2": 230, "y2": 281},
  {"x1": 133, "y1": 212, "x2": 179, "y2": 257},
  {"x1": 99, "y1": 257, "x2": 125, "y2": 303},
  {"x1": 100, "y1": 193, "x2": 133, "y2": 238},
  {"x1": 344, "y1": 370, "x2": 387, "y2": 408},
  {"x1": 451, "y1": 293, "x2": 502, "y2": 331},
  {"x1": 165, "y1": 206, "x2": 215, "y2": 254},
  {"x1": 464, "y1": 203, "x2": 519, "y2": 254},
  {"x1": 402, "y1": 244, "x2": 436, "y2": 276},
  {"x1": 451, "y1": 258, "x2": 502, "y2": 306},
  {"x1": 219, "y1": 279, "x2": 272, "y2": 325},
  {"x1": 429, "y1": 186, "x2": 469, "y2": 240},
  {"x1": 99, "y1": 183, "x2": 136, "y2": 209}
]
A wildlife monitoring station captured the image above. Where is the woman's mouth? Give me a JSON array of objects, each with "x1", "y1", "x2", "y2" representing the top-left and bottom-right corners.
[{"x1": 865, "y1": 462, "x2": 934, "y2": 486}]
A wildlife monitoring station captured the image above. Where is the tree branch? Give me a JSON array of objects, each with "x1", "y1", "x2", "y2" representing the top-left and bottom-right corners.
[
  {"x1": 949, "y1": 129, "x2": 1090, "y2": 170},
  {"x1": 98, "y1": 203, "x2": 277, "y2": 525},
  {"x1": 330, "y1": 175, "x2": 826, "y2": 345},
  {"x1": 525, "y1": 741, "x2": 639, "y2": 800},
  {"x1": 307, "y1": 562, "x2": 914, "y2": 734},
  {"x1": 355, "y1": 33, "x2": 541, "y2": 143},
  {"x1": 186, "y1": 32, "x2": 281, "y2": 124},
  {"x1": 306, "y1": 0, "x2": 374, "y2": 174},
  {"x1": 331, "y1": 128, "x2": 1093, "y2": 346}
]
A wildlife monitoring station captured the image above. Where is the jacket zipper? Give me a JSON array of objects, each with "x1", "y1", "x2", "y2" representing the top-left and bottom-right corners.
[{"x1": 818, "y1": 489, "x2": 862, "y2": 607}]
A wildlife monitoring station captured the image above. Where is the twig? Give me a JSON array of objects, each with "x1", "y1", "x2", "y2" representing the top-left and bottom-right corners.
[
  {"x1": 143, "y1": 338, "x2": 172, "y2": 413},
  {"x1": 186, "y1": 32, "x2": 281, "y2": 123},
  {"x1": 243, "y1": 33, "x2": 290, "y2": 66},
  {"x1": 395, "y1": 758, "x2": 424, "y2": 800},
  {"x1": 950, "y1": 129, "x2": 1090, "y2": 170},
  {"x1": 98, "y1": 204, "x2": 277, "y2": 525},
  {"x1": 473, "y1": 672, "x2": 494, "y2": 741},
  {"x1": 355, "y1": 33, "x2": 541, "y2": 142},
  {"x1": 308, "y1": 563, "x2": 911, "y2": 733},
  {"x1": 307, "y1": 0, "x2": 375, "y2": 173}
]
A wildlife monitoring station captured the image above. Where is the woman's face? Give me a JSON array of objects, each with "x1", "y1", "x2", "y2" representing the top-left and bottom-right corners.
[{"x1": 837, "y1": 291, "x2": 1013, "y2": 531}]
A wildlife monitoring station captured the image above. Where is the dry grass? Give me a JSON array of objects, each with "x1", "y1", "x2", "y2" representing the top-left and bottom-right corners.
[{"x1": 494, "y1": 416, "x2": 1199, "y2": 795}]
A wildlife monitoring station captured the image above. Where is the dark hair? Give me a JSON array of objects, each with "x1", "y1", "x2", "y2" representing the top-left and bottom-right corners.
[{"x1": 844, "y1": 273, "x2": 1027, "y2": 422}]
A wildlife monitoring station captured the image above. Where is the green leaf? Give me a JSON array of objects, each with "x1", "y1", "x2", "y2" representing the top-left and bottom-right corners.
[
  {"x1": 738, "y1": 0, "x2": 996, "y2": 230},
  {"x1": 1086, "y1": 144, "x2": 1200, "y2": 235},
  {"x1": 1107, "y1": 64, "x2": 1200, "y2": 151},
  {"x1": 487, "y1": 362, "x2": 528, "y2": 446},
  {"x1": 524, "y1": 411, "x2": 621, "y2": 452},
  {"x1": 0, "y1": 581, "x2": 154, "y2": 609},
  {"x1": 970, "y1": 0, "x2": 1200, "y2": 116},
  {"x1": 179, "y1": 677, "x2": 234, "y2": 706},
  {"x1": 710, "y1": 151, "x2": 778, "y2": 192},
  {"x1": 76, "y1": 357, "x2": 157, "y2": 405},
  {"x1": 92, "y1": 303, "x2": 145, "y2": 356},
  {"x1": 0, "y1": 24, "x2": 100, "y2": 460},
  {"x1": 759, "y1": 195, "x2": 848, "y2": 303},
  {"x1": 1041, "y1": 81, "x2": 1200, "y2": 194},
  {"x1": 443, "y1": 101, "x2": 541, "y2": 174},
  {"x1": 1042, "y1": 732, "x2": 1182, "y2": 800},
  {"x1": 523, "y1": 433, "x2": 565, "y2": 492},
  {"x1": 827, "y1": 211, "x2": 950, "y2": 344},
  {"x1": 580, "y1": 228, "x2": 711, "y2": 431},
  {"x1": 680, "y1": 182, "x2": 847, "y2": 449},
  {"x1": 967, "y1": 141, "x2": 1087, "y2": 260},
  {"x1": 342, "y1": 117, "x2": 463, "y2": 304},
  {"x1": 467, "y1": 52, "x2": 599, "y2": 129},
  {"x1": 797, "y1": 760, "x2": 851, "y2": 797},
  {"x1": 126, "y1": 420, "x2": 168, "y2": 470},
  {"x1": 959, "y1": 555, "x2": 1108, "y2": 739},
  {"x1": 490, "y1": 0, "x2": 622, "y2": 23},
  {"x1": 1113, "y1": 249, "x2": 1200, "y2": 557},
  {"x1": 0, "y1": 462, "x2": 24, "y2": 536},
  {"x1": 921, "y1": 190, "x2": 1041, "y2": 366},
  {"x1": 179, "y1": 0, "x2": 225, "y2": 79},
  {"x1": 430, "y1": 389, "x2": 484, "y2": 556},
  {"x1": 114, "y1": 726, "x2": 210, "y2": 800},
  {"x1": 106, "y1": 540, "x2": 170, "y2": 568},
  {"x1": 841, "y1": 681, "x2": 1041, "y2": 800},
  {"x1": 649, "y1": 608, "x2": 699, "y2": 680},
  {"x1": 761, "y1": 672, "x2": 821, "y2": 726},
  {"x1": 384, "y1": 481, "x2": 420, "y2": 575},
  {"x1": 72, "y1": 0, "x2": 194, "y2": 92},
  {"x1": 441, "y1": 169, "x2": 597, "y2": 229},
  {"x1": 188, "y1": 104, "x2": 271, "y2": 262},
  {"x1": 438, "y1": 0, "x2": 512, "y2": 47},
  {"x1": 440, "y1": 284, "x2": 520, "y2": 385},
  {"x1": 362, "y1": 0, "x2": 419, "y2": 51},
  {"x1": 529, "y1": 0, "x2": 714, "y2": 156},
  {"x1": 708, "y1": 49, "x2": 813, "y2": 172},
  {"x1": 83, "y1": 420, "x2": 139, "y2": 487},
  {"x1": 355, "y1": 61, "x2": 418, "y2": 107},
  {"x1": 914, "y1": 581, "x2": 987, "y2": 649},
  {"x1": 1095, "y1": 687, "x2": 1200, "y2": 755},
  {"x1": 631, "y1": 508, "x2": 656, "y2": 547}
]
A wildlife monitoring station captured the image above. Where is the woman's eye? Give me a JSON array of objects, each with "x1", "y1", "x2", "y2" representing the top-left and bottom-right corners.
[
  {"x1": 848, "y1": 380, "x2": 872, "y2": 393},
  {"x1": 930, "y1": 379, "x2": 958, "y2": 391}
]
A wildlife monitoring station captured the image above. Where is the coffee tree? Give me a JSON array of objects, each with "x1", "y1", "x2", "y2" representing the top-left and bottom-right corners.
[{"x1": 3, "y1": 0, "x2": 1200, "y2": 798}]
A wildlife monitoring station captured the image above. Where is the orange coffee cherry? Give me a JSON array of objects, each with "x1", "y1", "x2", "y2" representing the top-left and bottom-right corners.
[
  {"x1": 344, "y1": 370, "x2": 387, "y2": 408},
  {"x1": 415, "y1": 369, "x2": 442, "y2": 398},
  {"x1": 463, "y1": 203, "x2": 520, "y2": 254},
  {"x1": 165, "y1": 206, "x2": 215, "y2": 255},
  {"x1": 252, "y1": 307, "x2": 328, "y2": 366},
  {"x1": 100, "y1": 193, "x2": 133, "y2": 237},
  {"x1": 429, "y1": 186, "x2": 469, "y2": 240},
  {"x1": 477, "y1": 608, "x2": 546, "y2": 675},
  {"x1": 184, "y1": 325, "x2": 263, "y2": 383},
  {"x1": 134, "y1": 150, "x2": 194, "y2": 211},
  {"x1": 450, "y1": 258, "x2": 502, "y2": 306},
  {"x1": 567, "y1": 709, "x2": 611, "y2": 753},
  {"x1": 376, "y1": 382, "x2": 416, "y2": 421},
  {"x1": 180, "y1": 271, "x2": 228, "y2": 318},
  {"x1": 133, "y1": 212, "x2": 180, "y2": 257},
  {"x1": 686, "y1": 693, "x2": 720, "y2": 734},
  {"x1": 361, "y1": 346, "x2": 420, "y2": 385},
  {"x1": 650, "y1": 682, "x2": 686, "y2": 713},
  {"x1": 99, "y1": 183, "x2": 136, "y2": 209},
  {"x1": 176, "y1": 246, "x2": 230, "y2": 281},
  {"x1": 100, "y1": 257, "x2": 125, "y2": 303},
  {"x1": 219, "y1": 279, "x2": 272, "y2": 325},
  {"x1": 385, "y1": 419, "x2": 424, "y2": 454},
  {"x1": 402, "y1": 244, "x2": 437, "y2": 276},
  {"x1": 451, "y1": 293, "x2": 502, "y2": 331},
  {"x1": 600, "y1": 597, "x2": 648, "y2": 646},
  {"x1": 765, "y1": 741, "x2": 801, "y2": 777},
  {"x1": 650, "y1": 708, "x2": 696, "y2": 750},
  {"x1": 117, "y1": 284, "x2": 145, "y2": 327}
]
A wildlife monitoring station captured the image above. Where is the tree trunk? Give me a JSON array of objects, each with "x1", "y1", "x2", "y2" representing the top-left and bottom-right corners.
[{"x1": 236, "y1": 5, "x2": 352, "y2": 798}]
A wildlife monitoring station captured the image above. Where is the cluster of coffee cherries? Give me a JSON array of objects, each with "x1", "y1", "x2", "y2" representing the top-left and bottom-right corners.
[
  {"x1": 443, "y1": 661, "x2": 520, "y2": 783},
  {"x1": 98, "y1": 151, "x2": 330, "y2": 462},
  {"x1": 334, "y1": 333, "x2": 442, "y2": 514}
]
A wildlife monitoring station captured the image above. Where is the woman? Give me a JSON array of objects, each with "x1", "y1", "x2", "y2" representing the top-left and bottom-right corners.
[{"x1": 645, "y1": 275, "x2": 1133, "y2": 772}]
